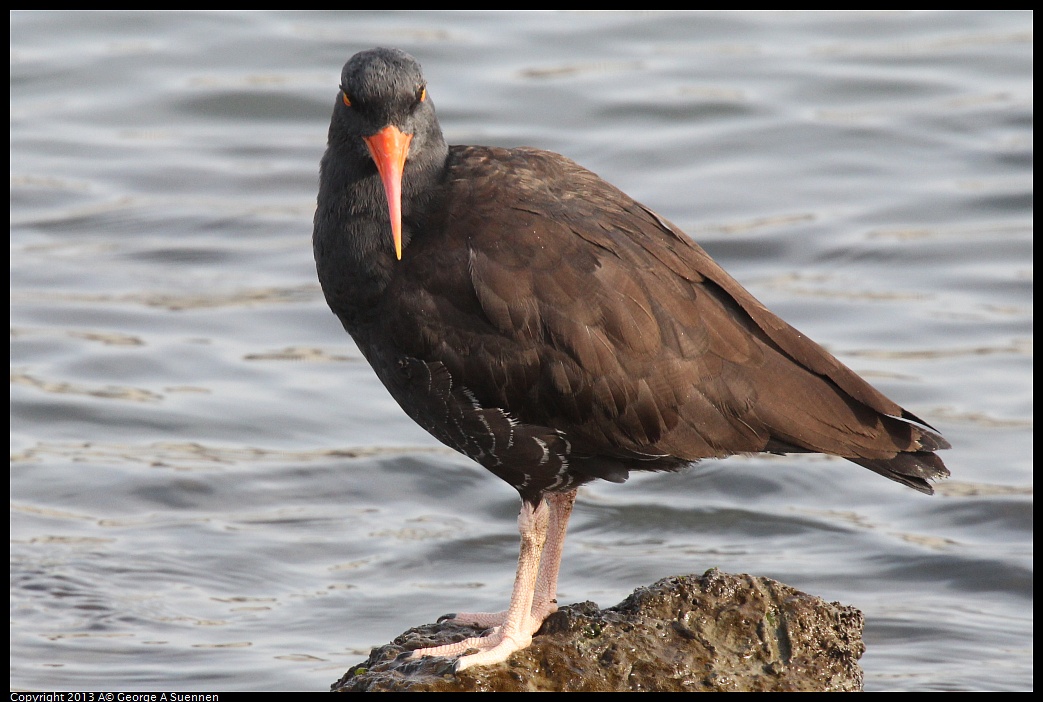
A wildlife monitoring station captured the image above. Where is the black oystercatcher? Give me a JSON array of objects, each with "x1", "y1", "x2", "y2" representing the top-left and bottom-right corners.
[{"x1": 312, "y1": 48, "x2": 950, "y2": 671}]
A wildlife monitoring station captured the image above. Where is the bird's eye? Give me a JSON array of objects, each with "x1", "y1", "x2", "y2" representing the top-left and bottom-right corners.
[
  {"x1": 341, "y1": 90, "x2": 352, "y2": 107},
  {"x1": 417, "y1": 85, "x2": 427, "y2": 103}
]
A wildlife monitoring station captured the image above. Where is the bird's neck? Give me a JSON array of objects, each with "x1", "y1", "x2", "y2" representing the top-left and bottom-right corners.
[{"x1": 313, "y1": 134, "x2": 448, "y2": 330}]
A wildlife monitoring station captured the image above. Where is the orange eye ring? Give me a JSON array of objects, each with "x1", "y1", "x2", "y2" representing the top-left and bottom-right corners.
[
  {"x1": 418, "y1": 86, "x2": 426, "y2": 103},
  {"x1": 342, "y1": 91, "x2": 352, "y2": 107}
]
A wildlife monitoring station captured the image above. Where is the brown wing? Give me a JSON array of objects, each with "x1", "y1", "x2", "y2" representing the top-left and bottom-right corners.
[{"x1": 380, "y1": 145, "x2": 948, "y2": 495}]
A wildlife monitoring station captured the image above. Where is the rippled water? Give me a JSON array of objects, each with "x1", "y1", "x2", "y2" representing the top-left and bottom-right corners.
[{"x1": 10, "y1": 10, "x2": 1032, "y2": 692}]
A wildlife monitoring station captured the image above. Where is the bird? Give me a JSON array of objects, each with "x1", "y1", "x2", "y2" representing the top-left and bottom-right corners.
[{"x1": 312, "y1": 47, "x2": 950, "y2": 672}]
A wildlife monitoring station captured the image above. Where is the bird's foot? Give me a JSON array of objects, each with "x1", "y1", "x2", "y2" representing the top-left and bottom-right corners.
[
  {"x1": 438, "y1": 598, "x2": 558, "y2": 629},
  {"x1": 412, "y1": 603, "x2": 555, "y2": 671},
  {"x1": 451, "y1": 628, "x2": 534, "y2": 671},
  {"x1": 437, "y1": 610, "x2": 505, "y2": 628},
  {"x1": 409, "y1": 495, "x2": 576, "y2": 672},
  {"x1": 409, "y1": 625, "x2": 534, "y2": 672}
]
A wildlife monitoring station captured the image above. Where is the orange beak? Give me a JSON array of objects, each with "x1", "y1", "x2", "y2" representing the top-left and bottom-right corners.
[{"x1": 362, "y1": 125, "x2": 413, "y2": 260}]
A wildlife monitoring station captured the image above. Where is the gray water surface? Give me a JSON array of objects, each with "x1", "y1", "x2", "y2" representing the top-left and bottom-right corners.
[{"x1": 10, "y1": 10, "x2": 1033, "y2": 692}]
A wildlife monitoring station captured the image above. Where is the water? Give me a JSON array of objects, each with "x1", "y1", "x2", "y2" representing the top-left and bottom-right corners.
[{"x1": 10, "y1": 10, "x2": 1032, "y2": 692}]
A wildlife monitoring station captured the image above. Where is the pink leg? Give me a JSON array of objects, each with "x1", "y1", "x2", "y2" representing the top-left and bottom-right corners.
[
  {"x1": 409, "y1": 490, "x2": 577, "y2": 671},
  {"x1": 527, "y1": 490, "x2": 576, "y2": 624},
  {"x1": 444, "y1": 490, "x2": 577, "y2": 628}
]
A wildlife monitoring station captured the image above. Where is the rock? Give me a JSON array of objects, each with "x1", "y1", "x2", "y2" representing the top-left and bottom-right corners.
[{"x1": 332, "y1": 569, "x2": 865, "y2": 692}]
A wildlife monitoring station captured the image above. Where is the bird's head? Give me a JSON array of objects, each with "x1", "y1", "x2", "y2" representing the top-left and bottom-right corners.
[{"x1": 335, "y1": 47, "x2": 446, "y2": 260}]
